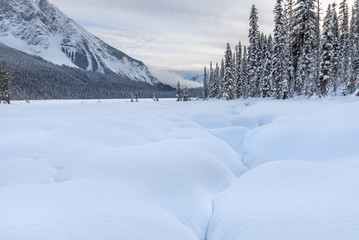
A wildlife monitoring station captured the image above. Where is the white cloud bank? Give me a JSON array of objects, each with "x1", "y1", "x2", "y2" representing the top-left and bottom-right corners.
[
  {"x1": 50, "y1": 0, "x2": 349, "y2": 72},
  {"x1": 149, "y1": 67, "x2": 202, "y2": 88}
]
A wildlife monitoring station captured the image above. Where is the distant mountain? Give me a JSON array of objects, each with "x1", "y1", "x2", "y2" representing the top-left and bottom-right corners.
[
  {"x1": 0, "y1": 42, "x2": 174, "y2": 100},
  {"x1": 0, "y1": 0, "x2": 158, "y2": 85}
]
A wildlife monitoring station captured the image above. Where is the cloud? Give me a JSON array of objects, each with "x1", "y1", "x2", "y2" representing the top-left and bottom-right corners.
[
  {"x1": 149, "y1": 67, "x2": 202, "y2": 89},
  {"x1": 49, "y1": 0, "x2": 347, "y2": 72}
]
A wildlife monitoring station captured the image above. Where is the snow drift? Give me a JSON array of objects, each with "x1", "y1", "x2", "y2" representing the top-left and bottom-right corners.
[{"x1": 1, "y1": 97, "x2": 359, "y2": 240}]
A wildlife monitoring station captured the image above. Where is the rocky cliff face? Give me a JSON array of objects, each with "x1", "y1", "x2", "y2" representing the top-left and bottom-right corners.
[{"x1": 0, "y1": 0, "x2": 158, "y2": 84}]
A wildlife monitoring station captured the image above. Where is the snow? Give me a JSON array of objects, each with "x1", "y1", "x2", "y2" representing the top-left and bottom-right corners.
[
  {"x1": 207, "y1": 160, "x2": 359, "y2": 240},
  {"x1": 239, "y1": 99, "x2": 359, "y2": 168},
  {"x1": 0, "y1": 0, "x2": 157, "y2": 84},
  {"x1": 1, "y1": 97, "x2": 359, "y2": 239},
  {"x1": 0, "y1": 34, "x2": 78, "y2": 68}
]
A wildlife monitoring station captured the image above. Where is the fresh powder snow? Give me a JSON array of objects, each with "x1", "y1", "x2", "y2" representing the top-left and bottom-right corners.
[{"x1": 0, "y1": 97, "x2": 358, "y2": 240}]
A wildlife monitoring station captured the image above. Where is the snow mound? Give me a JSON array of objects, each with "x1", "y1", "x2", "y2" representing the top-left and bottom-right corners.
[
  {"x1": 1, "y1": 98, "x2": 359, "y2": 240},
  {"x1": 208, "y1": 160, "x2": 359, "y2": 240},
  {"x1": 239, "y1": 100, "x2": 359, "y2": 168},
  {"x1": 0, "y1": 101, "x2": 247, "y2": 240}
]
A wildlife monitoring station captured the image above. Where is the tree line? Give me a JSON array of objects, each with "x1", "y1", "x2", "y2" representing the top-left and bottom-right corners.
[{"x1": 202, "y1": 0, "x2": 359, "y2": 100}]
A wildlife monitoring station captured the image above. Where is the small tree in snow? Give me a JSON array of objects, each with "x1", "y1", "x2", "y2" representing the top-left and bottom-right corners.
[
  {"x1": 176, "y1": 81, "x2": 182, "y2": 101},
  {"x1": 183, "y1": 87, "x2": 189, "y2": 101},
  {"x1": 203, "y1": 66, "x2": 209, "y2": 99},
  {"x1": 0, "y1": 62, "x2": 13, "y2": 104}
]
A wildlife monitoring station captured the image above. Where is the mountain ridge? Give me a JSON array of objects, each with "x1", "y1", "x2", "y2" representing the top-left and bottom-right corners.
[
  {"x1": 0, "y1": 42, "x2": 174, "y2": 100},
  {"x1": 0, "y1": 0, "x2": 158, "y2": 84}
]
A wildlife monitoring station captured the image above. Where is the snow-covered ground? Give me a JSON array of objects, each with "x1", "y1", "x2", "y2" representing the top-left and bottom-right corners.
[{"x1": 1, "y1": 96, "x2": 359, "y2": 240}]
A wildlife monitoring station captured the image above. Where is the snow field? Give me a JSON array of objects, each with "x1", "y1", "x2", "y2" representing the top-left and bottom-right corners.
[
  {"x1": 1, "y1": 97, "x2": 359, "y2": 240},
  {"x1": 207, "y1": 160, "x2": 359, "y2": 240},
  {"x1": 239, "y1": 99, "x2": 359, "y2": 168},
  {"x1": 0, "y1": 101, "x2": 247, "y2": 240}
]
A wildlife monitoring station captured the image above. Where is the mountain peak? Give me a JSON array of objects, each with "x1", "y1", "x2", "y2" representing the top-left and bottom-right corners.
[{"x1": 0, "y1": 0, "x2": 158, "y2": 84}]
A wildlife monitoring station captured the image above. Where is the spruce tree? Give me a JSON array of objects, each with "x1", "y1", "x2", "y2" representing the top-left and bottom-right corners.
[
  {"x1": 176, "y1": 81, "x2": 182, "y2": 101},
  {"x1": 223, "y1": 43, "x2": 235, "y2": 100},
  {"x1": 292, "y1": 0, "x2": 317, "y2": 96},
  {"x1": 272, "y1": 0, "x2": 289, "y2": 99},
  {"x1": 339, "y1": 0, "x2": 351, "y2": 95},
  {"x1": 235, "y1": 42, "x2": 243, "y2": 98},
  {"x1": 319, "y1": 4, "x2": 333, "y2": 97},
  {"x1": 257, "y1": 32, "x2": 266, "y2": 96},
  {"x1": 214, "y1": 63, "x2": 220, "y2": 98},
  {"x1": 209, "y1": 62, "x2": 216, "y2": 98},
  {"x1": 218, "y1": 58, "x2": 225, "y2": 98},
  {"x1": 331, "y1": 3, "x2": 341, "y2": 95},
  {"x1": 248, "y1": 4, "x2": 261, "y2": 98},
  {"x1": 203, "y1": 66, "x2": 209, "y2": 99},
  {"x1": 348, "y1": 3, "x2": 359, "y2": 93},
  {"x1": 262, "y1": 35, "x2": 273, "y2": 98},
  {"x1": 285, "y1": 0, "x2": 296, "y2": 96},
  {"x1": 183, "y1": 87, "x2": 189, "y2": 101},
  {"x1": 236, "y1": 41, "x2": 242, "y2": 75},
  {"x1": 240, "y1": 46, "x2": 249, "y2": 98},
  {"x1": 233, "y1": 51, "x2": 237, "y2": 79},
  {"x1": 354, "y1": 0, "x2": 359, "y2": 91}
]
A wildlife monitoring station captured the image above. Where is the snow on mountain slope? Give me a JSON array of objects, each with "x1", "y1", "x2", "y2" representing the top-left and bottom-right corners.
[{"x1": 0, "y1": 0, "x2": 158, "y2": 84}]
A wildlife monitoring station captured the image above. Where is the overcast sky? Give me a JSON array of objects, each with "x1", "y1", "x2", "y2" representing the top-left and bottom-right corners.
[{"x1": 50, "y1": 0, "x2": 353, "y2": 82}]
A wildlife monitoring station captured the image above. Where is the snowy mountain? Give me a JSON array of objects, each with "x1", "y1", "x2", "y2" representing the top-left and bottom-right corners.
[
  {"x1": 0, "y1": 43, "x2": 174, "y2": 100},
  {"x1": 0, "y1": 0, "x2": 158, "y2": 84}
]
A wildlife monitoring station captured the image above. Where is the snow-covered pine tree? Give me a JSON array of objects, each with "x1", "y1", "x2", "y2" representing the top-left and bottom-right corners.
[
  {"x1": 203, "y1": 66, "x2": 209, "y2": 99},
  {"x1": 272, "y1": 0, "x2": 289, "y2": 99},
  {"x1": 240, "y1": 46, "x2": 249, "y2": 98},
  {"x1": 285, "y1": 0, "x2": 296, "y2": 96},
  {"x1": 0, "y1": 62, "x2": 13, "y2": 104},
  {"x1": 215, "y1": 62, "x2": 220, "y2": 98},
  {"x1": 292, "y1": 0, "x2": 317, "y2": 96},
  {"x1": 353, "y1": 0, "x2": 359, "y2": 92},
  {"x1": 339, "y1": 0, "x2": 351, "y2": 95},
  {"x1": 223, "y1": 43, "x2": 235, "y2": 100},
  {"x1": 218, "y1": 58, "x2": 225, "y2": 99},
  {"x1": 183, "y1": 86, "x2": 189, "y2": 101},
  {"x1": 262, "y1": 34, "x2": 273, "y2": 98},
  {"x1": 209, "y1": 62, "x2": 217, "y2": 98},
  {"x1": 257, "y1": 32, "x2": 266, "y2": 96},
  {"x1": 319, "y1": 4, "x2": 334, "y2": 97},
  {"x1": 176, "y1": 81, "x2": 182, "y2": 101},
  {"x1": 312, "y1": 0, "x2": 322, "y2": 96},
  {"x1": 330, "y1": 3, "x2": 341, "y2": 95},
  {"x1": 235, "y1": 42, "x2": 243, "y2": 98},
  {"x1": 348, "y1": 2, "x2": 359, "y2": 94},
  {"x1": 236, "y1": 42, "x2": 242, "y2": 75},
  {"x1": 233, "y1": 51, "x2": 237, "y2": 79},
  {"x1": 248, "y1": 4, "x2": 261, "y2": 98}
]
